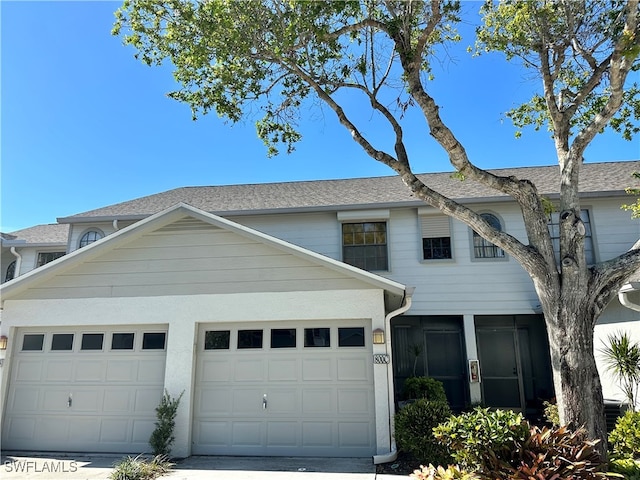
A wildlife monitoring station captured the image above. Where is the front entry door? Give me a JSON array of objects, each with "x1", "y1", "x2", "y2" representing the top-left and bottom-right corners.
[
  {"x1": 475, "y1": 315, "x2": 554, "y2": 417},
  {"x1": 476, "y1": 328, "x2": 526, "y2": 410}
]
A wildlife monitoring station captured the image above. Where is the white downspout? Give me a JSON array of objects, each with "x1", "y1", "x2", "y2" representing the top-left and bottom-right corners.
[
  {"x1": 9, "y1": 247, "x2": 22, "y2": 279},
  {"x1": 113, "y1": 219, "x2": 120, "y2": 231},
  {"x1": 373, "y1": 286, "x2": 415, "y2": 465}
]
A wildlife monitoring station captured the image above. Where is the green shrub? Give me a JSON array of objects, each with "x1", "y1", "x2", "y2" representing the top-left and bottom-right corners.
[
  {"x1": 433, "y1": 407, "x2": 529, "y2": 470},
  {"x1": 609, "y1": 458, "x2": 640, "y2": 480},
  {"x1": 609, "y1": 410, "x2": 640, "y2": 459},
  {"x1": 149, "y1": 390, "x2": 184, "y2": 457},
  {"x1": 410, "y1": 464, "x2": 481, "y2": 480},
  {"x1": 395, "y1": 399, "x2": 453, "y2": 466},
  {"x1": 402, "y1": 377, "x2": 448, "y2": 402},
  {"x1": 495, "y1": 425, "x2": 608, "y2": 480},
  {"x1": 110, "y1": 455, "x2": 173, "y2": 480}
]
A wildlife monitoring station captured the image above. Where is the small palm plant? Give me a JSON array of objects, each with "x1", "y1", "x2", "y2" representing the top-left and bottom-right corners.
[{"x1": 600, "y1": 331, "x2": 640, "y2": 411}]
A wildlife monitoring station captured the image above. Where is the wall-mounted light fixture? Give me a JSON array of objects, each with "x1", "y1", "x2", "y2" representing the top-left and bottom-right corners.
[
  {"x1": 0, "y1": 335, "x2": 8, "y2": 350},
  {"x1": 372, "y1": 328, "x2": 385, "y2": 345}
]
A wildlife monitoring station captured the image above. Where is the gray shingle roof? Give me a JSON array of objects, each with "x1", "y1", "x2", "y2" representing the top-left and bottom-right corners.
[
  {"x1": 2, "y1": 224, "x2": 70, "y2": 245},
  {"x1": 59, "y1": 161, "x2": 639, "y2": 222}
]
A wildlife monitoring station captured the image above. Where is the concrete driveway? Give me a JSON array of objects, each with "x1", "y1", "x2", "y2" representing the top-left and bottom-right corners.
[{"x1": 0, "y1": 454, "x2": 410, "y2": 479}]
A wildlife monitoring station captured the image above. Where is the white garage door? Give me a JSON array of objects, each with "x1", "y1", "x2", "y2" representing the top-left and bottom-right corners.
[
  {"x1": 193, "y1": 320, "x2": 375, "y2": 457},
  {"x1": 3, "y1": 326, "x2": 167, "y2": 453}
]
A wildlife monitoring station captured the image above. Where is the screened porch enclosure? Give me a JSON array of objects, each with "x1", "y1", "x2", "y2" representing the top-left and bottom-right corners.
[{"x1": 391, "y1": 316, "x2": 468, "y2": 411}]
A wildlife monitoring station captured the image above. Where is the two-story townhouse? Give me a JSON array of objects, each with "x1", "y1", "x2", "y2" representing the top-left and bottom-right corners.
[{"x1": 1, "y1": 161, "x2": 638, "y2": 460}]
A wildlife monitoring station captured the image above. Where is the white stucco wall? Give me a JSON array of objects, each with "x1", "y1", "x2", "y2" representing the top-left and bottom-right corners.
[
  {"x1": 595, "y1": 297, "x2": 640, "y2": 409},
  {"x1": 0, "y1": 288, "x2": 391, "y2": 458}
]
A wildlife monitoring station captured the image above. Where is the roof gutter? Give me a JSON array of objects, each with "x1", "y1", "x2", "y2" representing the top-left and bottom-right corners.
[
  {"x1": 619, "y1": 282, "x2": 640, "y2": 312},
  {"x1": 373, "y1": 286, "x2": 415, "y2": 465}
]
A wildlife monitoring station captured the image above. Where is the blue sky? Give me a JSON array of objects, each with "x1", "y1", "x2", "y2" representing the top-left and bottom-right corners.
[{"x1": 2, "y1": 1, "x2": 638, "y2": 232}]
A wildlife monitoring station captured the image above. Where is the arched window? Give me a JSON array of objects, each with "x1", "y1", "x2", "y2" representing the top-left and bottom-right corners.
[
  {"x1": 79, "y1": 230, "x2": 104, "y2": 248},
  {"x1": 5, "y1": 260, "x2": 16, "y2": 282},
  {"x1": 472, "y1": 213, "x2": 505, "y2": 259}
]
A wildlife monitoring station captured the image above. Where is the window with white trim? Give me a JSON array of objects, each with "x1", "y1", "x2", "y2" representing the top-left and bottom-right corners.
[
  {"x1": 472, "y1": 213, "x2": 505, "y2": 259},
  {"x1": 79, "y1": 230, "x2": 104, "y2": 248},
  {"x1": 5, "y1": 260, "x2": 16, "y2": 282},
  {"x1": 547, "y1": 209, "x2": 595, "y2": 264},
  {"x1": 342, "y1": 222, "x2": 388, "y2": 271},
  {"x1": 421, "y1": 214, "x2": 452, "y2": 260},
  {"x1": 36, "y1": 251, "x2": 65, "y2": 267}
]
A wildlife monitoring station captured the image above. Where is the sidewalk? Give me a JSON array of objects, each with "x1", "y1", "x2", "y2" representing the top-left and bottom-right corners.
[{"x1": 0, "y1": 454, "x2": 410, "y2": 479}]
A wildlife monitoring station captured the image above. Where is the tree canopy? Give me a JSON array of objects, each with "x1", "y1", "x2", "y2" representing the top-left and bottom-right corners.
[{"x1": 114, "y1": 0, "x2": 640, "y2": 452}]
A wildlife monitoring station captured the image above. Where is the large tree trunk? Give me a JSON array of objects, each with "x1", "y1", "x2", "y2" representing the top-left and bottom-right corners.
[{"x1": 544, "y1": 295, "x2": 608, "y2": 457}]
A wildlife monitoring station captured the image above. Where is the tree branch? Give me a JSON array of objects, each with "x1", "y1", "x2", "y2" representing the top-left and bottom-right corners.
[
  {"x1": 571, "y1": 0, "x2": 640, "y2": 157},
  {"x1": 589, "y1": 245, "x2": 640, "y2": 325}
]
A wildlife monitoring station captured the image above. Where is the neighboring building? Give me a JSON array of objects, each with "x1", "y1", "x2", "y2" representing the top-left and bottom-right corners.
[
  {"x1": 0, "y1": 161, "x2": 638, "y2": 460},
  {"x1": 1, "y1": 224, "x2": 70, "y2": 282}
]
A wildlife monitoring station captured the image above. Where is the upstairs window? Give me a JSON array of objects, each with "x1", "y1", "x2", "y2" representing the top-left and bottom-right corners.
[
  {"x1": 5, "y1": 260, "x2": 16, "y2": 282},
  {"x1": 342, "y1": 222, "x2": 388, "y2": 271},
  {"x1": 79, "y1": 230, "x2": 104, "y2": 248},
  {"x1": 472, "y1": 213, "x2": 505, "y2": 259},
  {"x1": 421, "y1": 214, "x2": 452, "y2": 260},
  {"x1": 37, "y1": 251, "x2": 65, "y2": 267},
  {"x1": 548, "y1": 209, "x2": 595, "y2": 264}
]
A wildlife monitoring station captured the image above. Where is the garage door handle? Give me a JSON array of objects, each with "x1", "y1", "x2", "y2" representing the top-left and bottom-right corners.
[
  {"x1": 68, "y1": 394, "x2": 72, "y2": 408},
  {"x1": 263, "y1": 394, "x2": 267, "y2": 410}
]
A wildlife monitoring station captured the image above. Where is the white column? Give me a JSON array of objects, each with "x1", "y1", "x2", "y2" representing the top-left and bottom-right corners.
[
  {"x1": 463, "y1": 314, "x2": 482, "y2": 405},
  {"x1": 162, "y1": 320, "x2": 197, "y2": 458},
  {"x1": 372, "y1": 298, "x2": 391, "y2": 455}
]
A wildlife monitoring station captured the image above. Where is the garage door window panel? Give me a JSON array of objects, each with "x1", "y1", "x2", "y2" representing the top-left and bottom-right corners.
[
  {"x1": 51, "y1": 333, "x2": 74, "y2": 351},
  {"x1": 304, "y1": 328, "x2": 330, "y2": 347},
  {"x1": 112, "y1": 333, "x2": 134, "y2": 350},
  {"x1": 338, "y1": 327, "x2": 365, "y2": 347},
  {"x1": 238, "y1": 330, "x2": 263, "y2": 349},
  {"x1": 143, "y1": 332, "x2": 166, "y2": 350},
  {"x1": 81, "y1": 333, "x2": 104, "y2": 351},
  {"x1": 205, "y1": 330, "x2": 230, "y2": 350},
  {"x1": 271, "y1": 329, "x2": 296, "y2": 348},
  {"x1": 22, "y1": 334, "x2": 45, "y2": 351}
]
